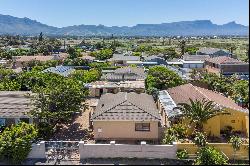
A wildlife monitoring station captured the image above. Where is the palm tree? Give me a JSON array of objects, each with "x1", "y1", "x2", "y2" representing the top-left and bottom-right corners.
[{"x1": 177, "y1": 98, "x2": 226, "y2": 132}]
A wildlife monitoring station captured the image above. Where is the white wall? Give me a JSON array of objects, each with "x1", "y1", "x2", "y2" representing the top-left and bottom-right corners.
[
  {"x1": 27, "y1": 141, "x2": 46, "y2": 159},
  {"x1": 79, "y1": 141, "x2": 177, "y2": 159}
]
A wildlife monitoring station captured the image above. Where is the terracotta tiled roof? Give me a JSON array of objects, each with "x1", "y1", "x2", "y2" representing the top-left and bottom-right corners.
[
  {"x1": 13, "y1": 53, "x2": 68, "y2": 62},
  {"x1": 197, "y1": 47, "x2": 229, "y2": 55},
  {"x1": 167, "y1": 84, "x2": 248, "y2": 114},
  {"x1": 92, "y1": 92, "x2": 161, "y2": 121},
  {"x1": 205, "y1": 56, "x2": 247, "y2": 65}
]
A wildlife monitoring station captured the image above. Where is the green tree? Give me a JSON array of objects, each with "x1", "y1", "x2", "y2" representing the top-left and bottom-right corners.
[
  {"x1": 194, "y1": 146, "x2": 228, "y2": 165},
  {"x1": 95, "y1": 48, "x2": 113, "y2": 60},
  {"x1": 178, "y1": 99, "x2": 224, "y2": 132},
  {"x1": 67, "y1": 47, "x2": 79, "y2": 59},
  {"x1": 38, "y1": 32, "x2": 43, "y2": 42},
  {"x1": 70, "y1": 69, "x2": 101, "y2": 83},
  {"x1": 31, "y1": 78, "x2": 87, "y2": 126},
  {"x1": 179, "y1": 40, "x2": 186, "y2": 56},
  {"x1": 146, "y1": 66, "x2": 185, "y2": 91},
  {"x1": 0, "y1": 122, "x2": 38, "y2": 164}
]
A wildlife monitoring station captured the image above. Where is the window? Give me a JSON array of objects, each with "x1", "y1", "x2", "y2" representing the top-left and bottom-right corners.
[
  {"x1": 135, "y1": 123, "x2": 150, "y2": 131},
  {"x1": 0, "y1": 118, "x2": 6, "y2": 127},
  {"x1": 20, "y1": 118, "x2": 30, "y2": 124},
  {"x1": 231, "y1": 120, "x2": 235, "y2": 123}
]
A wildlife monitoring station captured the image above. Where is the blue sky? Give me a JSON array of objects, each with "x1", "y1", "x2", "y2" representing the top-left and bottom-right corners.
[{"x1": 0, "y1": 0, "x2": 248, "y2": 27}]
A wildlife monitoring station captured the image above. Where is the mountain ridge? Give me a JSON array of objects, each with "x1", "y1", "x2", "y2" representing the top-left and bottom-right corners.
[{"x1": 0, "y1": 14, "x2": 248, "y2": 36}]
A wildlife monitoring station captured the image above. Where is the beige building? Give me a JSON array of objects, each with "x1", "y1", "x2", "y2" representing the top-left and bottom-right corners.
[
  {"x1": 158, "y1": 84, "x2": 249, "y2": 137},
  {"x1": 86, "y1": 80, "x2": 145, "y2": 97},
  {"x1": 91, "y1": 92, "x2": 162, "y2": 143}
]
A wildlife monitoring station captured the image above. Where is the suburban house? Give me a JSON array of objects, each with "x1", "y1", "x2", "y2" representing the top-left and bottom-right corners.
[
  {"x1": 157, "y1": 83, "x2": 249, "y2": 137},
  {"x1": 167, "y1": 57, "x2": 205, "y2": 69},
  {"x1": 108, "y1": 54, "x2": 140, "y2": 66},
  {"x1": 205, "y1": 56, "x2": 249, "y2": 76},
  {"x1": 101, "y1": 67, "x2": 146, "y2": 82},
  {"x1": 12, "y1": 53, "x2": 68, "y2": 68},
  {"x1": 85, "y1": 80, "x2": 145, "y2": 97},
  {"x1": 143, "y1": 55, "x2": 168, "y2": 65},
  {"x1": 91, "y1": 92, "x2": 162, "y2": 143},
  {"x1": 0, "y1": 91, "x2": 34, "y2": 127},
  {"x1": 196, "y1": 47, "x2": 231, "y2": 58},
  {"x1": 183, "y1": 54, "x2": 210, "y2": 61}
]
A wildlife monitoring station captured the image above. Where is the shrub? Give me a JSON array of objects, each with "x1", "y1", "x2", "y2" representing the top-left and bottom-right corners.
[
  {"x1": 194, "y1": 146, "x2": 228, "y2": 165},
  {"x1": 176, "y1": 149, "x2": 189, "y2": 159},
  {"x1": 193, "y1": 131, "x2": 207, "y2": 147},
  {"x1": 0, "y1": 122, "x2": 38, "y2": 164}
]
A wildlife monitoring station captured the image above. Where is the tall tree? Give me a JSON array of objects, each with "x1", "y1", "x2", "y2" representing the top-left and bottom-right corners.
[
  {"x1": 179, "y1": 40, "x2": 186, "y2": 56},
  {"x1": 38, "y1": 32, "x2": 43, "y2": 42}
]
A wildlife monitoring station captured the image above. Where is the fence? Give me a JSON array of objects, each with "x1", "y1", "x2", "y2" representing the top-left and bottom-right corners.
[
  {"x1": 27, "y1": 141, "x2": 249, "y2": 160},
  {"x1": 79, "y1": 141, "x2": 177, "y2": 159}
]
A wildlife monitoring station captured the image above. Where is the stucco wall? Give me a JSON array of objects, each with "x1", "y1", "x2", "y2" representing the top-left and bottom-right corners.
[
  {"x1": 27, "y1": 141, "x2": 46, "y2": 159},
  {"x1": 93, "y1": 121, "x2": 159, "y2": 140},
  {"x1": 79, "y1": 141, "x2": 177, "y2": 159},
  {"x1": 177, "y1": 143, "x2": 249, "y2": 160}
]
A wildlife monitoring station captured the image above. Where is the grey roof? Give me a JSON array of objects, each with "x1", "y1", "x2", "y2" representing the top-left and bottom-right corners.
[
  {"x1": 42, "y1": 66, "x2": 75, "y2": 77},
  {"x1": 197, "y1": 47, "x2": 229, "y2": 55},
  {"x1": 101, "y1": 67, "x2": 146, "y2": 81},
  {"x1": 109, "y1": 54, "x2": 140, "y2": 61},
  {"x1": 183, "y1": 54, "x2": 210, "y2": 61},
  {"x1": 92, "y1": 92, "x2": 161, "y2": 121},
  {"x1": 0, "y1": 91, "x2": 33, "y2": 118},
  {"x1": 144, "y1": 55, "x2": 164, "y2": 61}
]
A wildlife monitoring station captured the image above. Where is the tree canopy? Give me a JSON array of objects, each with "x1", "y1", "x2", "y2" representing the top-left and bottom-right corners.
[{"x1": 145, "y1": 66, "x2": 185, "y2": 91}]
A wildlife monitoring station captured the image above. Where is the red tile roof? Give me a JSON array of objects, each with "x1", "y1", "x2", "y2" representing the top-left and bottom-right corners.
[
  {"x1": 167, "y1": 83, "x2": 248, "y2": 114},
  {"x1": 206, "y1": 56, "x2": 247, "y2": 65}
]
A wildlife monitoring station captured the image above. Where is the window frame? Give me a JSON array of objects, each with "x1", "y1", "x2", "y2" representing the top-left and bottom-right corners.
[{"x1": 135, "y1": 123, "x2": 150, "y2": 132}]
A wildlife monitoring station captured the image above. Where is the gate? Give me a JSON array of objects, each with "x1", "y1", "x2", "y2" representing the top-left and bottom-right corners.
[{"x1": 45, "y1": 141, "x2": 80, "y2": 162}]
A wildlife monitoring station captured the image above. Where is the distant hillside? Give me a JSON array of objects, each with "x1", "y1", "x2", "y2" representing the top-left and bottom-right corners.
[{"x1": 0, "y1": 14, "x2": 248, "y2": 36}]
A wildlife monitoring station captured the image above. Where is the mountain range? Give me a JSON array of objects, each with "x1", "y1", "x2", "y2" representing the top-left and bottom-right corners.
[{"x1": 0, "y1": 14, "x2": 248, "y2": 36}]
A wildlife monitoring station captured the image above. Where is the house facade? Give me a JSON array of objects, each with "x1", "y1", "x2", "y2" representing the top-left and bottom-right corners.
[
  {"x1": 158, "y1": 84, "x2": 249, "y2": 137},
  {"x1": 91, "y1": 92, "x2": 162, "y2": 142},
  {"x1": 85, "y1": 80, "x2": 145, "y2": 97},
  {"x1": 0, "y1": 91, "x2": 34, "y2": 127},
  {"x1": 205, "y1": 56, "x2": 249, "y2": 76}
]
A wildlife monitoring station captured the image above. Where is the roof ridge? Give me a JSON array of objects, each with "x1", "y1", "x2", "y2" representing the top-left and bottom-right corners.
[
  {"x1": 194, "y1": 86, "x2": 248, "y2": 113},
  {"x1": 92, "y1": 93, "x2": 127, "y2": 119},
  {"x1": 128, "y1": 100, "x2": 161, "y2": 121},
  {"x1": 192, "y1": 84, "x2": 211, "y2": 102}
]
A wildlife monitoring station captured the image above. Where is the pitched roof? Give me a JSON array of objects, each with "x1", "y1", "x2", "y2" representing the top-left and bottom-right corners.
[
  {"x1": 92, "y1": 92, "x2": 161, "y2": 121},
  {"x1": 0, "y1": 91, "x2": 33, "y2": 118},
  {"x1": 101, "y1": 67, "x2": 146, "y2": 81},
  {"x1": 183, "y1": 54, "x2": 210, "y2": 61},
  {"x1": 109, "y1": 54, "x2": 140, "y2": 61},
  {"x1": 167, "y1": 83, "x2": 248, "y2": 114},
  {"x1": 205, "y1": 56, "x2": 247, "y2": 65},
  {"x1": 13, "y1": 54, "x2": 68, "y2": 62},
  {"x1": 197, "y1": 47, "x2": 229, "y2": 55}
]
